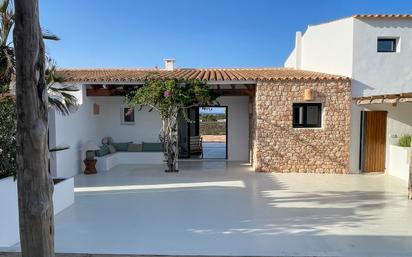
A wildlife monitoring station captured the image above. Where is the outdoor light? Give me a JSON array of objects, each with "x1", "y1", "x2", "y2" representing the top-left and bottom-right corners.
[{"x1": 303, "y1": 89, "x2": 314, "y2": 101}]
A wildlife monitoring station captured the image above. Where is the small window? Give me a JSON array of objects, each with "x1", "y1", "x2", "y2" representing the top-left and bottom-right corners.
[
  {"x1": 293, "y1": 103, "x2": 322, "y2": 128},
  {"x1": 377, "y1": 38, "x2": 397, "y2": 52}
]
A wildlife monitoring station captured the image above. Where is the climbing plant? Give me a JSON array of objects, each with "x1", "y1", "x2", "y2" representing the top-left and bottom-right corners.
[
  {"x1": 127, "y1": 78, "x2": 216, "y2": 172},
  {"x1": 0, "y1": 95, "x2": 16, "y2": 179}
]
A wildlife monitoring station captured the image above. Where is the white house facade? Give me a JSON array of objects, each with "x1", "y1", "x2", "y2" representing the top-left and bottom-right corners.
[{"x1": 285, "y1": 14, "x2": 412, "y2": 179}]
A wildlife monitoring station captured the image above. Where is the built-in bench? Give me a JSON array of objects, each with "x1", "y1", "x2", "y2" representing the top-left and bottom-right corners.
[
  {"x1": 96, "y1": 152, "x2": 164, "y2": 171},
  {"x1": 94, "y1": 142, "x2": 164, "y2": 171}
]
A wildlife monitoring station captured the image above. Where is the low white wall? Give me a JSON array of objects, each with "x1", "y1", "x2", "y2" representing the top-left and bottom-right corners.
[
  {"x1": 0, "y1": 177, "x2": 74, "y2": 247},
  {"x1": 53, "y1": 177, "x2": 75, "y2": 215},
  {"x1": 218, "y1": 96, "x2": 250, "y2": 161},
  {"x1": 387, "y1": 145, "x2": 410, "y2": 182},
  {"x1": 0, "y1": 177, "x2": 19, "y2": 247}
]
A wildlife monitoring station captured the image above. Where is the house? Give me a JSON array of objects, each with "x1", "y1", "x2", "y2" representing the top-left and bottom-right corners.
[
  {"x1": 51, "y1": 65, "x2": 350, "y2": 177},
  {"x1": 50, "y1": 15, "x2": 411, "y2": 180},
  {"x1": 285, "y1": 14, "x2": 412, "y2": 180}
]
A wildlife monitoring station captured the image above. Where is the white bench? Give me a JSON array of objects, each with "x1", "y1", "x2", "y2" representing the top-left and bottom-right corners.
[{"x1": 96, "y1": 152, "x2": 164, "y2": 171}]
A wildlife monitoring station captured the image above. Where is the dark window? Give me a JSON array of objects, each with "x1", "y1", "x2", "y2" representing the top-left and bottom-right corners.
[
  {"x1": 377, "y1": 38, "x2": 397, "y2": 52},
  {"x1": 293, "y1": 103, "x2": 322, "y2": 128}
]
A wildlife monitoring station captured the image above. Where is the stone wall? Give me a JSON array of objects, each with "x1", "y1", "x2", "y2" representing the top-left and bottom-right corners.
[{"x1": 251, "y1": 79, "x2": 351, "y2": 173}]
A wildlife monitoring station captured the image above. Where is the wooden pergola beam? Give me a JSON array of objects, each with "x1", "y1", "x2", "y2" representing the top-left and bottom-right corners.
[{"x1": 354, "y1": 92, "x2": 412, "y2": 105}]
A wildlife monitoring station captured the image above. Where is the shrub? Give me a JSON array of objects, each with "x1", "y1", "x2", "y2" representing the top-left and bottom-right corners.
[
  {"x1": 0, "y1": 95, "x2": 16, "y2": 179},
  {"x1": 399, "y1": 135, "x2": 412, "y2": 148}
]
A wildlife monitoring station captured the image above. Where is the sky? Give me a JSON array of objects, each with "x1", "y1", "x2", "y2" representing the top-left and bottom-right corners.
[{"x1": 40, "y1": 0, "x2": 412, "y2": 69}]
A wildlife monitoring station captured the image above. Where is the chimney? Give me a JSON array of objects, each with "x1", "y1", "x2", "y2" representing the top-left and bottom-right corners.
[
  {"x1": 295, "y1": 31, "x2": 302, "y2": 69},
  {"x1": 164, "y1": 59, "x2": 176, "y2": 71}
]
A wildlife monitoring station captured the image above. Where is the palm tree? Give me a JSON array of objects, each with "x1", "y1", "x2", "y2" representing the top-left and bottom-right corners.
[
  {"x1": 0, "y1": 0, "x2": 14, "y2": 92},
  {"x1": 46, "y1": 59, "x2": 79, "y2": 115},
  {"x1": 0, "y1": 0, "x2": 77, "y2": 113}
]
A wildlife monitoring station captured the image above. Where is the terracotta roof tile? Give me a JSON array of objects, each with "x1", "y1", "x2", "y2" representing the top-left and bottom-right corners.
[
  {"x1": 56, "y1": 68, "x2": 348, "y2": 83},
  {"x1": 353, "y1": 14, "x2": 412, "y2": 19}
]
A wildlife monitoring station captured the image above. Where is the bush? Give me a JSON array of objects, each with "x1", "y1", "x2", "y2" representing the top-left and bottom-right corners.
[
  {"x1": 0, "y1": 96, "x2": 16, "y2": 179},
  {"x1": 399, "y1": 135, "x2": 412, "y2": 148}
]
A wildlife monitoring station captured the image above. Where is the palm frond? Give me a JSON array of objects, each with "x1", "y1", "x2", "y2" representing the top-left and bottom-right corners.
[
  {"x1": 42, "y1": 29, "x2": 60, "y2": 41},
  {"x1": 46, "y1": 59, "x2": 79, "y2": 115}
]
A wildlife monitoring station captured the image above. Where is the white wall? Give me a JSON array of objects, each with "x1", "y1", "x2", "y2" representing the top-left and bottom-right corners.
[
  {"x1": 49, "y1": 89, "x2": 162, "y2": 177},
  {"x1": 93, "y1": 96, "x2": 161, "y2": 143},
  {"x1": 285, "y1": 18, "x2": 354, "y2": 77},
  {"x1": 0, "y1": 177, "x2": 19, "y2": 247},
  {"x1": 218, "y1": 96, "x2": 250, "y2": 161},
  {"x1": 49, "y1": 85, "x2": 101, "y2": 178},
  {"x1": 388, "y1": 145, "x2": 410, "y2": 182},
  {"x1": 352, "y1": 19, "x2": 412, "y2": 97}
]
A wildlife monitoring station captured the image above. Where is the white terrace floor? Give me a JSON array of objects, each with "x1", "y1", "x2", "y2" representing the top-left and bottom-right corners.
[{"x1": 26, "y1": 162, "x2": 412, "y2": 256}]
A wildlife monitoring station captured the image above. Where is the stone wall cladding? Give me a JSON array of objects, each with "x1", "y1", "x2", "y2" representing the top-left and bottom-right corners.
[{"x1": 252, "y1": 79, "x2": 351, "y2": 174}]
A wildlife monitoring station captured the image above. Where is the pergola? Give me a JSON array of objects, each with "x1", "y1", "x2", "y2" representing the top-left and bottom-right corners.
[{"x1": 354, "y1": 92, "x2": 412, "y2": 105}]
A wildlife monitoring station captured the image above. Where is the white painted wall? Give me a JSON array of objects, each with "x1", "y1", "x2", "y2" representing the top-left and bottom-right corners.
[
  {"x1": 0, "y1": 177, "x2": 74, "y2": 247},
  {"x1": 49, "y1": 90, "x2": 162, "y2": 177},
  {"x1": 284, "y1": 18, "x2": 354, "y2": 77},
  {"x1": 352, "y1": 19, "x2": 412, "y2": 97},
  {"x1": 49, "y1": 85, "x2": 101, "y2": 178},
  {"x1": 218, "y1": 96, "x2": 249, "y2": 161},
  {"x1": 93, "y1": 96, "x2": 161, "y2": 143},
  {"x1": 0, "y1": 177, "x2": 19, "y2": 247},
  {"x1": 388, "y1": 145, "x2": 410, "y2": 182},
  {"x1": 285, "y1": 17, "x2": 412, "y2": 97}
]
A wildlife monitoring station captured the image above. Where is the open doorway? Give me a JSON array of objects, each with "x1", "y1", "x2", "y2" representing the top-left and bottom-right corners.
[
  {"x1": 178, "y1": 106, "x2": 228, "y2": 159},
  {"x1": 199, "y1": 107, "x2": 227, "y2": 159}
]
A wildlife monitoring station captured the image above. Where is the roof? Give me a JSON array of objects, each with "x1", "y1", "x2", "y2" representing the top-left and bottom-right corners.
[
  {"x1": 353, "y1": 14, "x2": 412, "y2": 19},
  {"x1": 56, "y1": 68, "x2": 348, "y2": 83}
]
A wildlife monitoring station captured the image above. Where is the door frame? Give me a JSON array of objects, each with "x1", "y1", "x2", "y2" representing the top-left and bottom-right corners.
[
  {"x1": 360, "y1": 110, "x2": 388, "y2": 173},
  {"x1": 197, "y1": 106, "x2": 228, "y2": 160}
]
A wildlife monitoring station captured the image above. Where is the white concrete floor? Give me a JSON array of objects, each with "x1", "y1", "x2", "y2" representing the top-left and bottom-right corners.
[{"x1": 8, "y1": 162, "x2": 412, "y2": 256}]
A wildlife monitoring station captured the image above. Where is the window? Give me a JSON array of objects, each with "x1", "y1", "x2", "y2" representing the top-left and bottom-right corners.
[
  {"x1": 377, "y1": 38, "x2": 397, "y2": 52},
  {"x1": 293, "y1": 103, "x2": 322, "y2": 128}
]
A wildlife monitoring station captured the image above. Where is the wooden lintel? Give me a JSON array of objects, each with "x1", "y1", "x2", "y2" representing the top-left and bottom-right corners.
[
  {"x1": 213, "y1": 88, "x2": 256, "y2": 97},
  {"x1": 86, "y1": 88, "x2": 126, "y2": 96}
]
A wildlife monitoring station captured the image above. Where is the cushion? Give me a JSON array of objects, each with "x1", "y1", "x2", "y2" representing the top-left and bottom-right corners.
[
  {"x1": 95, "y1": 145, "x2": 110, "y2": 157},
  {"x1": 101, "y1": 137, "x2": 113, "y2": 145},
  {"x1": 128, "y1": 143, "x2": 142, "y2": 152},
  {"x1": 107, "y1": 144, "x2": 117, "y2": 154},
  {"x1": 112, "y1": 142, "x2": 132, "y2": 152},
  {"x1": 142, "y1": 142, "x2": 163, "y2": 152}
]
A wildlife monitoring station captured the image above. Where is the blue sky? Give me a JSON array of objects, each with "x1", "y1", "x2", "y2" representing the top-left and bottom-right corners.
[{"x1": 40, "y1": 0, "x2": 412, "y2": 69}]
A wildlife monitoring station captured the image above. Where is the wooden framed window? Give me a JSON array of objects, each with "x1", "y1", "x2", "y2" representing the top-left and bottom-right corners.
[{"x1": 293, "y1": 103, "x2": 322, "y2": 128}]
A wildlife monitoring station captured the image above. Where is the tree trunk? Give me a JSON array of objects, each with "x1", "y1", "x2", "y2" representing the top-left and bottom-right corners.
[
  {"x1": 160, "y1": 112, "x2": 179, "y2": 172},
  {"x1": 14, "y1": 1, "x2": 55, "y2": 257}
]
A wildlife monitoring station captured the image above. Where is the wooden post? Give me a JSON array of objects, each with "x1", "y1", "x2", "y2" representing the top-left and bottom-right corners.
[{"x1": 14, "y1": 0, "x2": 55, "y2": 256}]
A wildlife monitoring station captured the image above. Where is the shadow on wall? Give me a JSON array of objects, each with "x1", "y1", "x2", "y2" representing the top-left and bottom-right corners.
[{"x1": 351, "y1": 79, "x2": 375, "y2": 97}]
